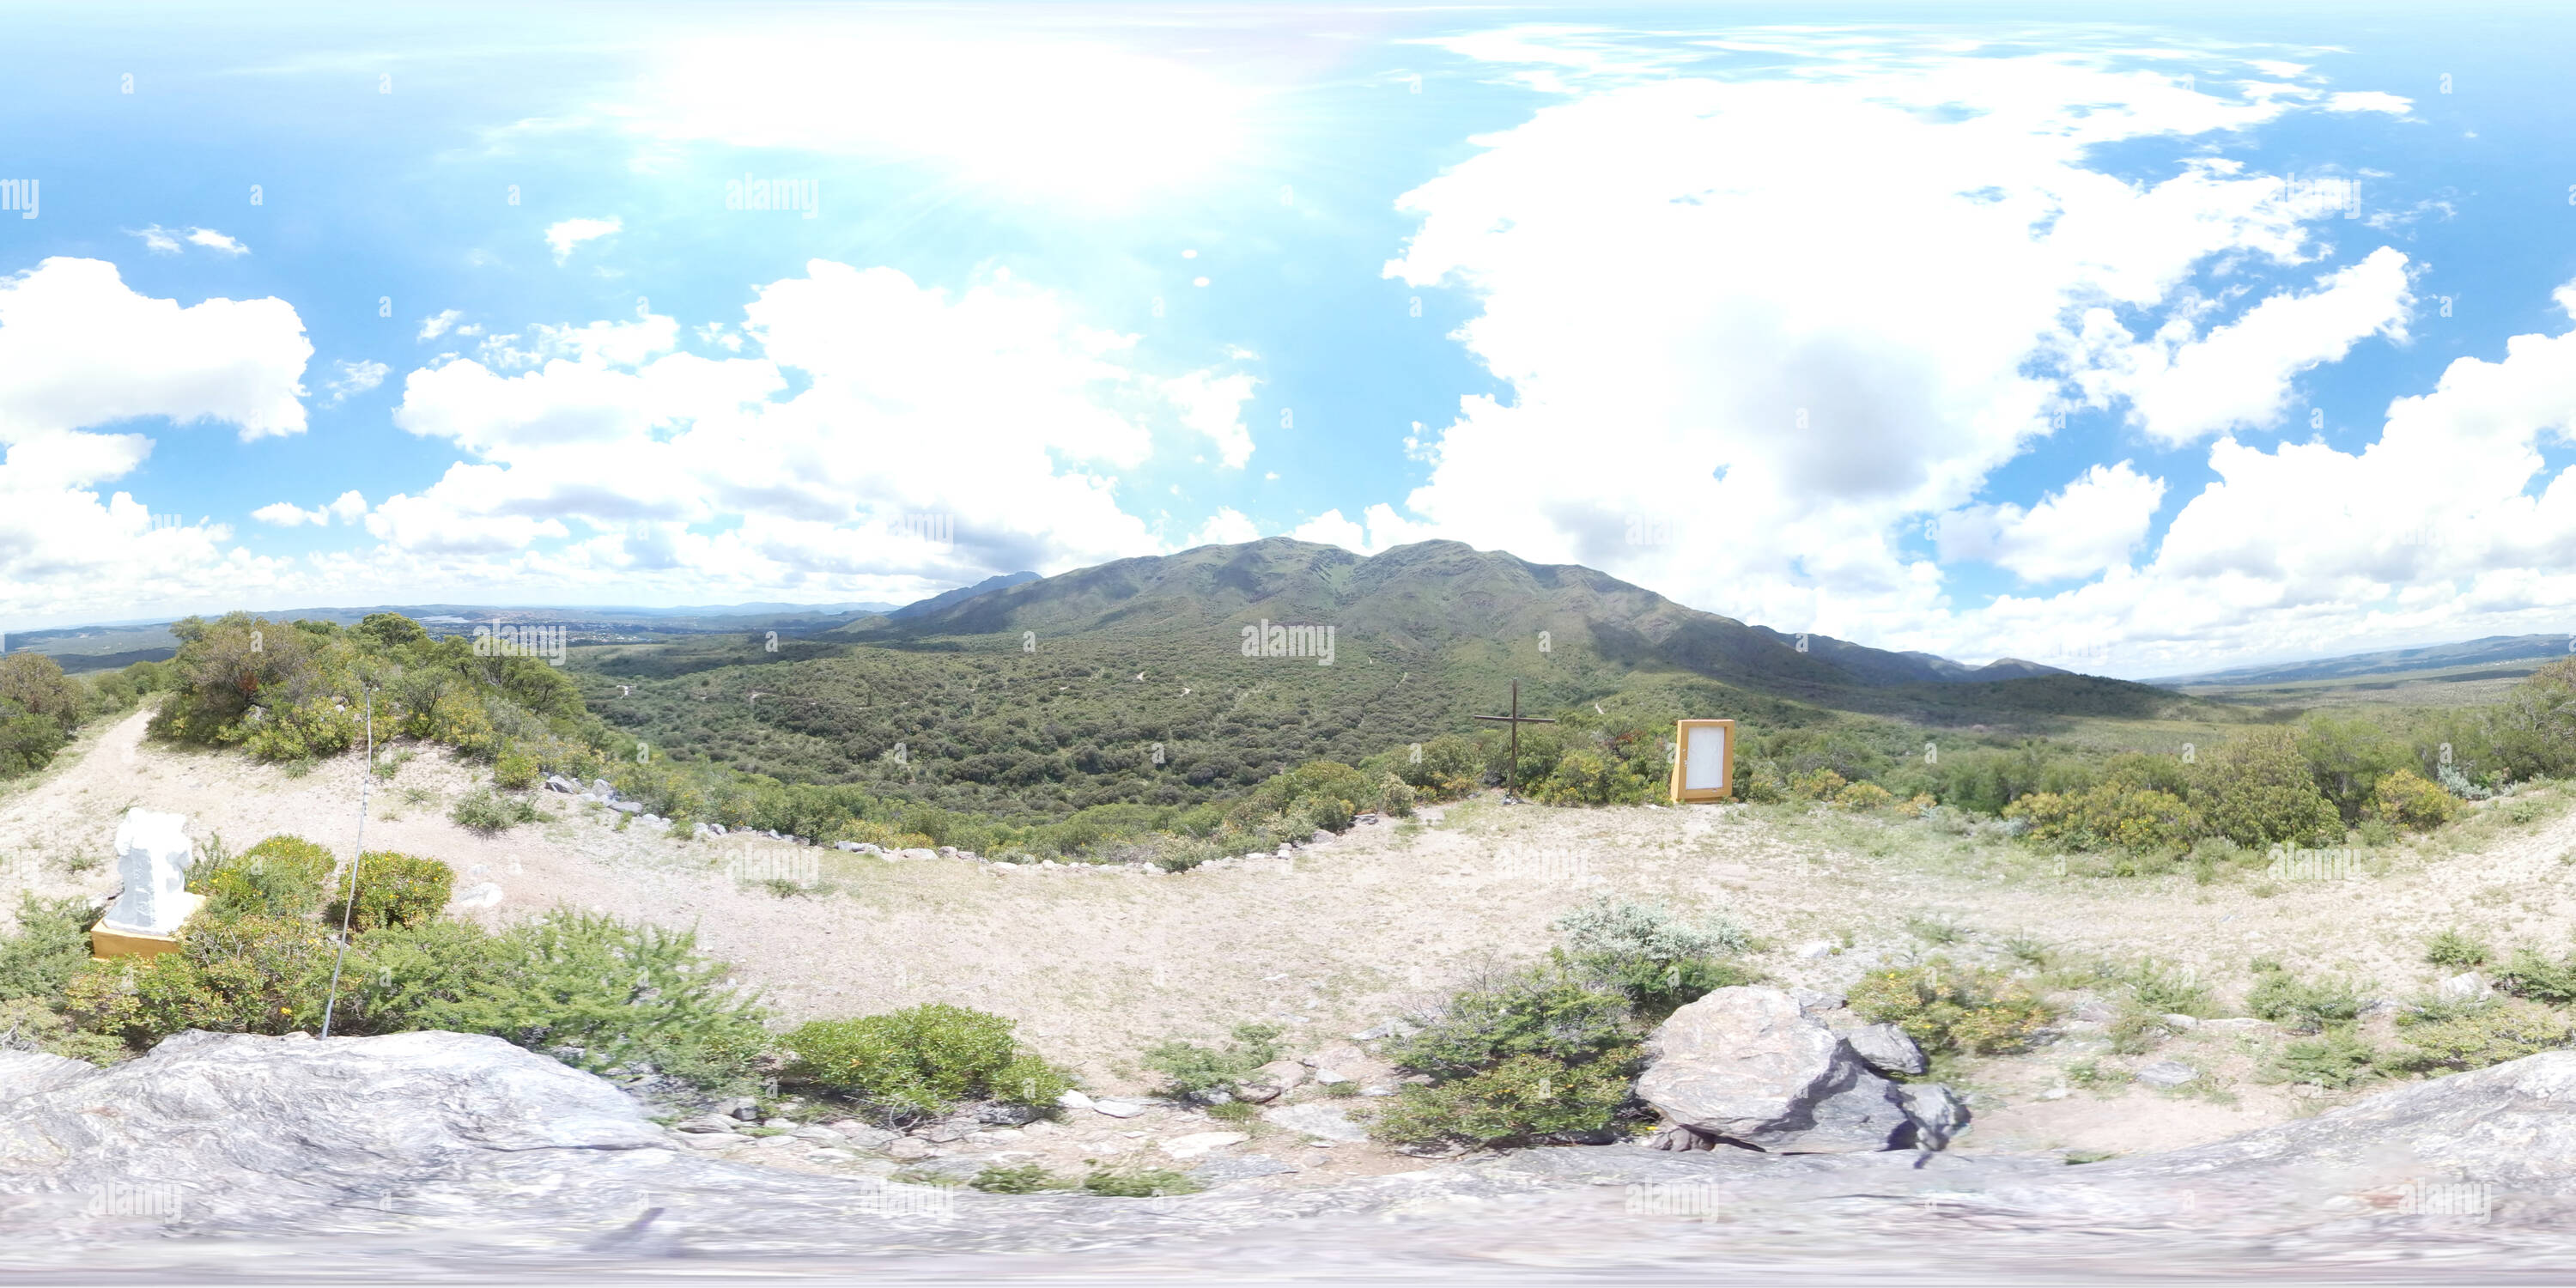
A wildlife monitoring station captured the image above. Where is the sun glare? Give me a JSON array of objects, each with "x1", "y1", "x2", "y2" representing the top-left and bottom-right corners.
[{"x1": 648, "y1": 36, "x2": 1255, "y2": 207}]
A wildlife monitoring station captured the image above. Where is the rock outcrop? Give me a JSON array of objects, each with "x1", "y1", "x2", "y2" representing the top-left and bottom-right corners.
[{"x1": 1636, "y1": 986, "x2": 1961, "y2": 1151}]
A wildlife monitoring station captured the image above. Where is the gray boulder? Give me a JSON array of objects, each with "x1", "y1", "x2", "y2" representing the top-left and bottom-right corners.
[
  {"x1": 1846, "y1": 1023, "x2": 1928, "y2": 1076},
  {"x1": 1638, "y1": 987, "x2": 1956, "y2": 1153},
  {"x1": 1894, "y1": 1083, "x2": 1969, "y2": 1149}
]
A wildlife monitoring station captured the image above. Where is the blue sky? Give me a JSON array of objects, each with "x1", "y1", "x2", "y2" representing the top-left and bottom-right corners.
[{"x1": 3, "y1": 3, "x2": 2573, "y2": 677}]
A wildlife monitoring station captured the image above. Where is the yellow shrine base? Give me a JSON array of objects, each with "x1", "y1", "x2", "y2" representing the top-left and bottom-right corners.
[{"x1": 90, "y1": 891, "x2": 204, "y2": 961}]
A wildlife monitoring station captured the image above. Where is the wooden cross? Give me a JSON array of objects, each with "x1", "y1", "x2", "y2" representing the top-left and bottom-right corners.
[{"x1": 1473, "y1": 679, "x2": 1557, "y2": 801}]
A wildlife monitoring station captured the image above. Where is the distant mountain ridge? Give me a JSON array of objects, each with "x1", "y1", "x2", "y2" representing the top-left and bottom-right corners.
[
  {"x1": 838, "y1": 538, "x2": 2089, "y2": 703},
  {"x1": 2153, "y1": 634, "x2": 2575, "y2": 687}
]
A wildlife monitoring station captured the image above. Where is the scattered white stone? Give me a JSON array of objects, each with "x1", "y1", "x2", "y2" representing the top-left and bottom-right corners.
[
  {"x1": 2439, "y1": 972, "x2": 2492, "y2": 1003},
  {"x1": 1261, "y1": 1102, "x2": 1369, "y2": 1143},
  {"x1": 452, "y1": 883, "x2": 504, "y2": 909},
  {"x1": 1057, "y1": 1090, "x2": 1095, "y2": 1110},
  {"x1": 1091, "y1": 1100, "x2": 1146, "y2": 1119},
  {"x1": 1160, "y1": 1132, "x2": 1249, "y2": 1159},
  {"x1": 1795, "y1": 941, "x2": 1835, "y2": 960}
]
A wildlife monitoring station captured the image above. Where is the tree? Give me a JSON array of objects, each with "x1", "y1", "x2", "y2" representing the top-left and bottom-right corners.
[{"x1": 2193, "y1": 727, "x2": 2341, "y2": 848}]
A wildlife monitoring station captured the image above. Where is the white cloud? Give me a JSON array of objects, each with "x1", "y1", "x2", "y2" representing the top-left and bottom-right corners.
[
  {"x1": 1160, "y1": 370, "x2": 1258, "y2": 467},
  {"x1": 1290, "y1": 504, "x2": 1431, "y2": 555},
  {"x1": 323, "y1": 359, "x2": 389, "y2": 405},
  {"x1": 2081, "y1": 246, "x2": 2413, "y2": 445},
  {"x1": 544, "y1": 216, "x2": 622, "y2": 264},
  {"x1": 1290, "y1": 509, "x2": 1366, "y2": 551},
  {"x1": 2327, "y1": 91, "x2": 2413, "y2": 114},
  {"x1": 253, "y1": 491, "x2": 371, "y2": 528},
  {"x1": 1189, "y1": 507, "x2": 1261, "y2": 546},
  {"x1": 417, "y1": 309, "x2": 481, "y2": 342},
  {"x1": 1941, "y1": 463, "x2": 2168, "y2": 583},
  {"x1": 185, "y1": 228, "x2": 250, "y2": 256},
  {"x1": 371, "y1": 260, "x2": 1227, "y2": 592},
  {"x1": 0, "y1": 258, "x2": 311, "y2": 441},
  {"x1": 1360, "y1": 35, "x2": 2458, "y2": 668},
  {"x1": 0, "y1": 259, "x2": 313, "y2": 623},
  {"x1": 129, "y1": 226, "x2": 251, "y2": 256}
]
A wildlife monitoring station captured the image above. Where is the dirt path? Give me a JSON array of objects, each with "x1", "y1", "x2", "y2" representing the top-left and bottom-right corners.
[{"x1": 11, "y1": 711, "x2": 2576, "y2": 1159}]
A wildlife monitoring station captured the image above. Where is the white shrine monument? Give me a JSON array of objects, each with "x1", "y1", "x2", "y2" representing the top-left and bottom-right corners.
[{"x1": 92, "y1": 808, "x2": 204, "y2": 959}]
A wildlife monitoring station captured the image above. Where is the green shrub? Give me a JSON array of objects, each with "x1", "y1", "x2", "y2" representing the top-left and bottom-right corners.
[
  {"x1": 1534, "y1": 749, "x2": 1652, "y2": 806},
  {"x1": 0, "y1": 895, "x2": 100, "y2": 1005},
  {"x1": 369, "y1": 910, "x2": 770, "y2": 1084},
  {"x1": 1079, "y1": 1163, "x2": 1201, "y2": 1198},
  {"x1": 785, "y1": 1002, "x2": 1069, "y2": 1118},
  {"x1": 0, "y1": 996, "x2": 125, "y2": 1064},
  {"x1": 493, "y1": 747, "x2": 541, "y2": 792},
  {"x1": 1788, "y1": 769, "x2": 1848, "y2": 801},
  {"x1": 1554, "y1": 895, "x2": 1748, "y2": 962},
  {"x1": 1846, "y1": 961, "x2": 2052, "y2": 1054},
  {"x1": 2194, "y1": 729, "x2": 2342, "y2": 848},
  {"x1": 2004, "y1": 784, "x2": 2200, "y2": 855},
  {"x1": 2262, "y1": 1027, "x2": 2381, "y2": 1090},
  {"x1": 452, "y1": 789, "x2": 540, "y2": 834},
  {"x1": 2245, "y1": 967, "x2": 2366, "y2": 1034},
  {"x1": 2123, "y1": 958, "x2": 2215, "y2": 1018},
  {"x1": 325, "y1": 851, "x2": 455, "y2": 932},
  {"x1": 2492, "y1": 947, "x2": 2576, "y2": 1005},
  {"x1": 2387, "y1": 998, "x2": 2576, "y2": 1073},
  {"x1": 191, "y1": 835, "x2": 337, "y2": 921},
  {"x1": 1905, "y1": 914, "x2": 1965, "y2": 945},
  {"x1": 1834, "y1": 781, "x2": 1897, "y2": 811},
  {"x1": 2425, "y1": 929, "x2": 2491, "y2": 969},
  {"x1": 972, "y1": 1163, "x2": 1072, "y2": 1194},
  {"x1": 1382, "y1": 960, "x2": 1637, "y2": 1078},
  {"x1": 1365, "y1": 1053, "x2": 1633, "y2": 1147},
  {"x1": 1141, "y1": 1022, "x2": 1283, "y2": 1098},
  {"x1": 64, "y1": 913, "x2": 337, "y2": 1044},
  {"x1": 2372, "y1": 768, "x2": 2461, "y2": 831}
]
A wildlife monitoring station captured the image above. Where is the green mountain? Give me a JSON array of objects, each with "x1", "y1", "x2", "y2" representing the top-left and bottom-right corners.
[{"x1": 569, "y1": 539, "x2": 2201, "y2": 820}]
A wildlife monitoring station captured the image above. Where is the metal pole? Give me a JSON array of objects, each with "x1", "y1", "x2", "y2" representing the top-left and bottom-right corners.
[
  {"x1": 320, "y1": 690, "x2": 371, "y2": 1038},
  {"x1": 1509, "y1": 680, "x2": 1520, "y2": 799}
]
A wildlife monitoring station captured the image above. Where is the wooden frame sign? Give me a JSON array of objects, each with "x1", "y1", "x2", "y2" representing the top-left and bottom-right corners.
[{"x1": 1670, "y1": 719, "x2": 1735, "y2": 803}]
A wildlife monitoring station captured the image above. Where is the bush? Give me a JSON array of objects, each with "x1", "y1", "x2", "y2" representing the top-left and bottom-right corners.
[
  {"x1": 1554, "y1": 896, "x2": 1748, "y2": 962},
  {"x1": 371, "y1": 910, "x2": 770, "y2": 1084},
  {"x1": 972, "y1": 1163, "x2": 1072, "y2": 1194},
  {"x1": 1141, "y1": 1022, "x2": 1282, "y2": 1098},
  {"x1": 1382, "y1": 960, "x2": 1637, "y2": 1079},
  {"x1": 2194, "y1": 729, "x2": 2341, "y2": 848},
  {"x1": 2123, "y1": 958, "x2": 2215, "y2": 1017},
  {"x1": 1847, "y1": 962, "x2": 2052, "y2": 1054},
  {"x1": 1079, "y1": 1163, "x2": 1202, "y2": 1198},
  {"x1": 2245, "y1": 966, "x2": 2366, "y2": 1034},
  {"x1": 494, "y1": 747, "x2": 541, "y2": 792},
  {"x1": 0, "y1": 996, "x2": 125, "y2": 1064},
  {"x1": 2425, "y1": 929, "x2": 2491, "y2": 969},
  {"x1": 2372, "y1": 769, "x2": 2461, "y2": 831},
  {"x1": 1835, "y1": 781, "x2": 1896, "y2": 811},
  {"x1": 451, "y1": 789, "x2": 541, "y2": 834},
  {"x1": 2262, "y1": 1027, "x2": 2381, "y2": 1090},
  {"x1": 191, "y1": 834, "x2": 340, "y2": 921},
  {"x1": 785, "y1": 1002, "x2": 1070, "y2": 1118},
  {"x1": 2492, "y1": 947, "x2": 2576, "y2": 1005},
  {"x1": 2387, "y1": 999, "x2": 2576, "y2": 1073},
  {"x1": 2005, "y1": 784, "x2": 2201, "y2": 855},
  {"x1": 1534, "y1": 749, "x2": 1652, "y2": 806},
  {"x1": 0, "y1": 895, "x2": 100, "y2": 1005},
  {"x1": 325, "y1": 851, "x2": 455, "y2": 932},
  {"x1": 1366, "y1": 1053, "x2": 1634, "y2": 1148},
  {"x1": 1788, "y1": 769, "x2": 1848, "y2": 802},
  {"x1": 65, "y1": 913, "x2": 337, "y2": 1044}
]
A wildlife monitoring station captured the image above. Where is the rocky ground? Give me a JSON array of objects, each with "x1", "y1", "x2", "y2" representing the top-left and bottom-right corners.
[
  {"x1": 11, "y1": 708, "x2": 2576, "y2": 1168},
  {"x1": 10, "y1": 1030, "x2": 2576, "y2": 1284}
]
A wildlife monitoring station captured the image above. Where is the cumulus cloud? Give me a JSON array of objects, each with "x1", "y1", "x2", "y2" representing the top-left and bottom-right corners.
[
  {"x1": 1160, "y1": 370, "x2": 1258, "y2": 467},
  {"x1": 2080, "y1": 246, "x2": 2414, "y2": 445},
  {"x1": 544, "y1": 216, "x2": 622, "y2": 264},
  {"x1": 371, "y1": 260, "x2": 1227, "y2": 595},
  {"x1": 252, "y1": 490, "x2": 368, "y2": 527},
  {"x1": 1941, "y1": 463, "x2": 2168, "y2": 584},
  {"x1": 1189, "y1": 507, "x2": 1261, "y2": 546},
  {"x1": 0, "y1": 258, "x2": 311, "y2": 623},
  {"x1": 1365, "y1": 34, "x2": 2453, "y2": 667}
]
